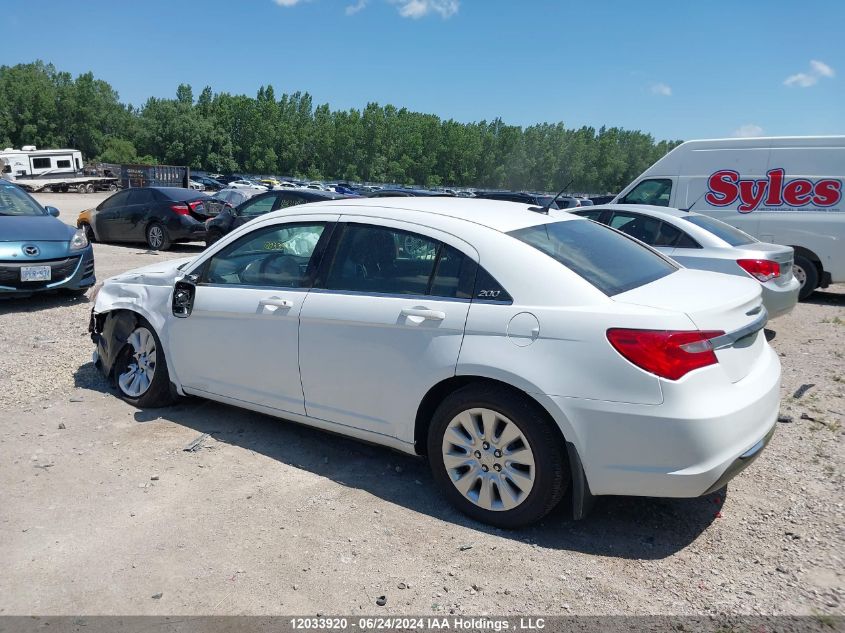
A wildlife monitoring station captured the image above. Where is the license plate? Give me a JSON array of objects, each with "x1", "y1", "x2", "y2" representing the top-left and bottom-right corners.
[{"x1": 21, "y1": 265, "x2": 51, "y2": 282}]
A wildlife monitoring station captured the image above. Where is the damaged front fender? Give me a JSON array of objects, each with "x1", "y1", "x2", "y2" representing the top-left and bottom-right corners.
[{"x1": 89, "y1": 256, "x2": 194, "y2": 379}]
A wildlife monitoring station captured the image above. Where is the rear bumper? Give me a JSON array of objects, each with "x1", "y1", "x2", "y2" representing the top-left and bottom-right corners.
[
  {"x1": 167, "y1": 216, "x2": 207, "y2": 242},
  {"x1": 701, "y1": 422, "x2": 776, "y2": 495},
  {"x1": 547, "y1": 343, "x2": 781, "y2": 498},
  {"x1": 761, "y1": 276, "x2": 800, "y2": 319}
]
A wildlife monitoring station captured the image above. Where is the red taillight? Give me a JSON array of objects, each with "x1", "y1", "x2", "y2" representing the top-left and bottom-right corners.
[
  {"x1": 737, "y1": 259, "x2": 780, "y2": 283},
  {"x1": 606, "y1": 329, "x2": 725, "y2": 381},
  {"x1": 170, "y1": 203, "x2": 190, "y2": 216},
  {"x1": 188, "y1": 200, "x2": 205, "y2": 212}
]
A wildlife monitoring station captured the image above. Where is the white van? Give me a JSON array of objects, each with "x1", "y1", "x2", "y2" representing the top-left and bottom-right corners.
[{"x1": 612, "y1": 136, "x2": 844, "y2": 298}]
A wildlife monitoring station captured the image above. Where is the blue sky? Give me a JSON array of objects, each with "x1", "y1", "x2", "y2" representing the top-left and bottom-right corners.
[{"x1": 1, "y1": 0, "x2": 842, "y2": 141}]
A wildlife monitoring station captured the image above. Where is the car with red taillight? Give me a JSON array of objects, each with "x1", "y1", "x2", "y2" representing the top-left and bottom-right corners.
[
  {"x1": 572, "y1": 204, "x2": 800, "y2": 319},
  {"x1": 78, "y1": 186, "x2": 210, "y2": 251},
  {"x1": 90, "y1": 197, "x2": 781, "y2": 527}
]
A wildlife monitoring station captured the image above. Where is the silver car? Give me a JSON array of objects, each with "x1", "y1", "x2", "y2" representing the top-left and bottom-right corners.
[{"x1": 572, "y1": 204, "x2": 800, "y2": 319}]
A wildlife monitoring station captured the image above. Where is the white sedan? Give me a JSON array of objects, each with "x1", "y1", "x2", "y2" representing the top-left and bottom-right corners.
[{"x1": 89, "y1": 198, "x2": 780, "y2": 527}]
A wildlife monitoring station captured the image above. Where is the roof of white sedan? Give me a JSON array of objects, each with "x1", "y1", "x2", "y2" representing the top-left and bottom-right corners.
[
  {"x1": 584, "y1": 204, "x2": 695, "y2": 220},
  {"x1": 277, "y1": 196, "x2": 579, "y2": 233}
]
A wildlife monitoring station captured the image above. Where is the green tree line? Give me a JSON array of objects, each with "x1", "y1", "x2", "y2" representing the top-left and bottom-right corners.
[{"x1": 0, "y1": 61, "x2": 682, "y2": 193}]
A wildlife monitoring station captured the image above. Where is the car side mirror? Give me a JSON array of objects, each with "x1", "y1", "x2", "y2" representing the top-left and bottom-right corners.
[
  {"x1": 172, "y1": 274, "x2": 198, "y2": 318},
  {"x1": 45, "y1": 206, "x2": 60, "y2": 217}
]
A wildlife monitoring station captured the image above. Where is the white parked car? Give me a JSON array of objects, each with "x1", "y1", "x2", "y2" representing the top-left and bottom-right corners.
[
  {"x1": 228, "y1": 179, "x2": 266, "y2": 191},
  {"x1": 188, "y1": 179, "x2": 205, "y2": 191},
  {"x1": 612, "y1": 136, "x2": 845, "y2": 299},
  {"x1": 571, "y1": 204, "x2": 801, "y2": 319},
  {"x1": 89, "y1": 198, "x2": 780, "y2": 527}
]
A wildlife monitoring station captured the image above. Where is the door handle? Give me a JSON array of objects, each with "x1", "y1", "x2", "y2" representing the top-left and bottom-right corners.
[
  {"x1": 401, "y1": 307, "x2": 445, "y2": 321},
  {"x1": 259, "y1": 297, "x2": 293, "y2": 308}
]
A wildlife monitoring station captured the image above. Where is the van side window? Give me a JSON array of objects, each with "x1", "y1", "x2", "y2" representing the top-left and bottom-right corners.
[{"x1": 620, "y1": 179, "x2": 673, "y2": 206}]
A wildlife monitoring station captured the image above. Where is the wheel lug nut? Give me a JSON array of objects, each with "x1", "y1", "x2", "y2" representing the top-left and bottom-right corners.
[
  {"x1": 493, "y1": 449, "x2": 502, "y2": 458},
  {"x1": 482, "y1": 442, "x2": 490, "y2": 450},
  {"x1": 493, "y1": 464, "x2": 502, "y2": 472},
  {"x1": 474, "y1": 450, "x2": 482, "y2": 458},
  {"x1": 481, "y1": 465, "x2": 489, "y2": 472}
]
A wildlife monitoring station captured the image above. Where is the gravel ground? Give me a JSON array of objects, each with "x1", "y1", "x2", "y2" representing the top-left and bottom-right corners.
[{"x1": 0, "y1": 192, "x2": 842, "y2": 616}]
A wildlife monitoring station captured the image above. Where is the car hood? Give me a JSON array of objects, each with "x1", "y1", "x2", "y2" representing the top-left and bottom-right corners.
[
  {"x1": 105, "y1": 256, "x2": 196, "y2": 287},
  {"x1": 0, "y1": 215, "x2": 76, "y2": 242}
]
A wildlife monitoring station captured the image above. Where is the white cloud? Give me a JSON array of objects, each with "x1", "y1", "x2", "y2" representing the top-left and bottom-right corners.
[
  {"x1": 784, "y1": 59, "x2": 835, "y2": 88},
  {"x1": 733, "y1": 124, "x2": 764, "y2": 138},
  {"x1": 345, "y1": 0, "x2": 368, "y2": 14},
  {"x1": 810, "y1": 59, "x2": 835, "y2": 78},
  {"x1": 650, "y1": 82, "x2": 672, "y2": 97},
  {"x1": 390, "y1": 0, "x2": 459, "y2": 19}
]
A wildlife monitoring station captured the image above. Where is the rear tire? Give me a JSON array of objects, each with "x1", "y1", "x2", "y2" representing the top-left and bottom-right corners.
[
  {"x1": 113, "y1": 319, "x2": 173, "y2": 408},
  {"x1": 793, "y1": 254, "x2": 819, "y2": 301},
  {"x1": 146, "y1": 222, "x2": 171, "y2": 250},
  {"x1": 427, "y1": 384, "x2": 569, "y2": 528}
]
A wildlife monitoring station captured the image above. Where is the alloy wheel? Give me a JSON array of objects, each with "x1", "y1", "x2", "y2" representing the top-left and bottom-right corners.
[
  {"x1": 147, "y1": 226, "x2": 164, "y2": 249},
  {"x1": 118, "y1": 327, "x2": 157, "y2": 398},
  {"x1": 441, "y1": 407, "x2": 536, "y2": 511}
]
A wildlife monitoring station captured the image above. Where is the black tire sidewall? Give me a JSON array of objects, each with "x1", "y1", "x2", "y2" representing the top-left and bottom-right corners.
[
  {"x1": 427, "y1": 386, "x2": 569, "y2": 528},
  {"x1": 794, "y1": 255, "x2": 819, "y2": 300},
  {"x1": 113, "y1": 319, "x2": 173, "y2": 408}
]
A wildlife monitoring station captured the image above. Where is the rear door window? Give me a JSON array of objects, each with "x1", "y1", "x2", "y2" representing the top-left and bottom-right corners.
[
  {"x1": 127, "y1": 189, "x2": 154, "y2": 205},
  {"x1": 609, "y1": 211, "x2": 662, "y2": 245},
  {"x1": 619, "y1": 179, "x2": 673, "y2": 206},
  {"x1": 509, "y1": 219, "x2": 677, "y2": 296},
  {"x1": 681, "y1": 214, "x2": 757, "y2": 246},
  {"x1": 324, "y1": 224, "x2": 438, "y2": 296}
]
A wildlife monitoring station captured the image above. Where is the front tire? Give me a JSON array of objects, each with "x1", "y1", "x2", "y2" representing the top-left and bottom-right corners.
[
  {"x1": 113, "y1": 320, "x2": 173, "y2": 408},
  {"x1": 428, "y1": 385, "x2": 569, "y2": 528},
  {"x1": 146, "y1": 222, "x2": 171, "y2": 251},
  {"x1": 793, "y1": 254, "x2": 819, "y2": 300}
]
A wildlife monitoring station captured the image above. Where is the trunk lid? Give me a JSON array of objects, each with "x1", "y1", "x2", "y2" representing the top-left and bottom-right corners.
[{"x1": 613, "y1": 269, "x2": 766, "y2": 383}]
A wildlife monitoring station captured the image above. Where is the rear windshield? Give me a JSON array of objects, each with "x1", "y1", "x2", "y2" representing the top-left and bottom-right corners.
[
  {"x1": 159, "y1": 187, "x2": 208, "y2": 202},
  {"x1": 509, "y1": 219, "x2": 677, "y2": 296},
  {"x1": 681, "y1": 214, "x2": 756, "y2": 247}
]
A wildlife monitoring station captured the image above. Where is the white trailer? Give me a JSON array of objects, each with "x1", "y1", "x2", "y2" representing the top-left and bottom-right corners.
[{"x1": 0, "y1": 146, "x2": 118, "y2": 193}]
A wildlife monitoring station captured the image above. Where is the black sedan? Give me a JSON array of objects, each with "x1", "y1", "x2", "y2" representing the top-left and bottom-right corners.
[
  {"x1": 204, "y1": 189, "x2": 349, "y2": 246},
  {"x1": 82, "y1": 187, "x2": 210, "y2": 250}
]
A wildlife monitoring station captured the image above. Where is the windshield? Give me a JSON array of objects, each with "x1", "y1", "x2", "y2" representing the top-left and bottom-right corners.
[
  {"x1": 0, "y1": 184, "x2": 47, "y2": 216},
  {"x1": 509, "y1": 219, "x2": 677, "y2": 296},
  {"x1": 682, "y1": 214, "x2": 757, "y2": 247}
]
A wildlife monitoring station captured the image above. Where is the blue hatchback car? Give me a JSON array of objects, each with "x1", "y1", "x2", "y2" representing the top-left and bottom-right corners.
[{"x1": 0, "y1": 182, "x2": 95, "y2": 297}]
